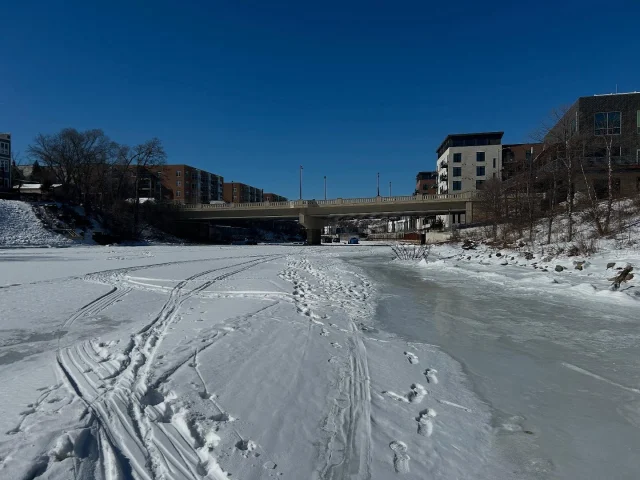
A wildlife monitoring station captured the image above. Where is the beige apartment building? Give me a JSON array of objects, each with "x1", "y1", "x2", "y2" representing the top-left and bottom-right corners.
[{"x1": 436, "y1": 132, "x2": 503, "y2": 225}]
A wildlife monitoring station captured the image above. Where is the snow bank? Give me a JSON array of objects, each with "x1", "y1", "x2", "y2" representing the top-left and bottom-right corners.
[
  {"x1": 417, "y1": 240, "x2": 640, "y2": 304},
  {"x1": 0, "y1": 200, "x2": 71, "y2": 247}
]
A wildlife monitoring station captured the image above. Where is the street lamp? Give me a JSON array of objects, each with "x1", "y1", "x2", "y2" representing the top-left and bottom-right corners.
[
  {"x1": 299, "y1": 165, "x2": 303, "y2": 200},
  {"x1": 377, "y1": 172, "x2": 380, "y2": 197},
  {"x1": 324, "y1": 175, "x2": 327, "y2": 200}
]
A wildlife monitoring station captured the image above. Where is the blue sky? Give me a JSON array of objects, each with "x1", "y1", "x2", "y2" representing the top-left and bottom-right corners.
[{"x1": 2, "y1": 1, "x2": 639, "y2": 199}]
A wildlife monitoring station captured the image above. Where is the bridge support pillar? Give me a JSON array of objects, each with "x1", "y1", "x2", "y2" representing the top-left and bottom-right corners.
[
  {"x1": 465, "y1": 201, "x2": 474, "y2": 224},
  {"x1": 299, "y1": 214, "x2": 327, "y2": 246}
]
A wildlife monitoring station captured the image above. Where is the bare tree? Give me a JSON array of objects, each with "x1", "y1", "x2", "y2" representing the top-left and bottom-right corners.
[
  {"x1": 539, "y1": 105, "x2": 588, "y2": 242},
  {"x1": 27, "y1": 128, "x2": 115, "y2": 207},
  {"x1": 478, "y1": 177, "x2": 505, "y2": 240},
  {"x1": 116, "y1": 139, "x2": 167, "y2": 237}
]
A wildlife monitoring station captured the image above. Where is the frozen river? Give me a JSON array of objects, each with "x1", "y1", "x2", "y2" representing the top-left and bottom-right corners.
[
  {"x1": 1, "y1": 243, "x2": 638, "y2": 479},
  {"x1": 351, "y1": 255, "x2": 640, "y2": 479}
]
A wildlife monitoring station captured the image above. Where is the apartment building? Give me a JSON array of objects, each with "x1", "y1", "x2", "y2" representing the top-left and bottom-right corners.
[
  {"x1": 146, "y1": 164, "x2": 223, "y2": 204},
  {"x1": 223, "y1": 182, "x2": 264, "y2": 203},
  {"x1": 415, "y1": 171, "x2": 437, "y2": 195},
  {"x1": 544, "y1": 92, "x2": 640, "y2": 196},
  {"x1": 0, "y1": 133, "x2": 11, "y2": 189},
  {"x1": 264, "y1": 193, "x2": 287, "y2": 202},
  {"x1": 436, "y1": 132, "x2": 503, "y2": 195}
]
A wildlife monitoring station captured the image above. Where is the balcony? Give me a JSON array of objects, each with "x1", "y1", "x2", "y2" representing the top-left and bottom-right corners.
[
  {"x1": 439, "y1": 161, "x2": 448, "y2": 171},
  {"x1": 439, "y1": 173, "x2": 448, "y2": 182}
]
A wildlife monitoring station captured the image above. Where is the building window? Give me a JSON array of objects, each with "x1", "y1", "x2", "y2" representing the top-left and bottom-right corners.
[
  {"x1": 637, "y1": 110, "x2": 640, "y2": 134},
  {"x1": 476, "y1": 152, "x2": 485, "y2": 162},
  {"x1": 476, "y1": 180, "x2": 485, "y2": 190},
  {"x1": 176, "y1": 190, "x2": 181, "y2": 197},
  {"x1": 192, "y1": 172, "x2": 197, "y2": 179},
  {"x1": 452, "y1": 167, "x2": 462, "y2": 177},
  {"x1": 453, "y1": 153, "x2": 462, "y2": 163},
  {"x1": 176, "y1": 170, "x2": 182, "y2": 177},
  {"x1": 452, "y1": 181, "x2": 462, "y2": 191},
  {"x1": 176, "y1": 180, "x2": 181, "y2": 186},
  {"x1": 476, "y1": 166, "x2": 486, "y2": 176},
  {"x1": 493, "y1": 158, "x2": 496, "y2": 168},
  {"x1": 595, "y1": 111, "x2": 621, "y2": 135}
]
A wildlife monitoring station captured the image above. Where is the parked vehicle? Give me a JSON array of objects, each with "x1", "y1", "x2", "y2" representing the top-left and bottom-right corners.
[
  {"x1": 332, "y1": 237, "x2": 340, "y2": 243},
  {"x1": 348, "y1": 237, "x2": 359, "y2": 245}
]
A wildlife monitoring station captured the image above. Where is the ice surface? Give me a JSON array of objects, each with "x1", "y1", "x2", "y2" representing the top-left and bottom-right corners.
[{"x1": 0, "y1": 244, "x2": 513, "y2": 479}]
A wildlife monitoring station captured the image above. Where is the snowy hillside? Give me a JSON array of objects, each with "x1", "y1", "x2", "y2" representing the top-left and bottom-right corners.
[{"x1": 0, "y1": 200, "x2": 71, "y2": 246}]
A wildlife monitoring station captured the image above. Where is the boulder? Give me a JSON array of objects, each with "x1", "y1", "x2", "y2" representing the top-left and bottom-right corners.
[
  {"x1": 496, "y1": 252, "x2": 502, "y2": 257},
  {"x1": 606, "y1": 262, "x2": 616, "y2": 269},
  {"x1": 500, "y1": 260, "x2": 508, "y2": 266},
  {"x1": 555, "y1": 265, "x2": 564, "y2": 272},
  {"x1": 523, "y1": 252, "x2": 534, "y2": 260}
]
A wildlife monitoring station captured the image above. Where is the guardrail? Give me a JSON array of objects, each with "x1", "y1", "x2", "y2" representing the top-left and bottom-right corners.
[{"x1": 177, "y1": 192, "x2": 476, "y2": 210}]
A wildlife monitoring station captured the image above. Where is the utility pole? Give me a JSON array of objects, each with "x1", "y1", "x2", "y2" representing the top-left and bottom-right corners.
[
  {"x1": 299, "y1": 165, "x2": 303, "y2": 200},
  {"x1": 377, "y1": 172, "x2": 380, "y2": 196},
  {"x1": 389, "y1": 181, "x2": 392, "y2": 197},
  {"x1": 324, "y1": 175, "x2": 327, "y2": 200}
]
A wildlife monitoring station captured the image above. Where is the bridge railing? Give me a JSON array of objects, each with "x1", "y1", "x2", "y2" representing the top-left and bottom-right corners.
[{"x1": 177, "y1": 192, "x2": 476, "y2": 210}]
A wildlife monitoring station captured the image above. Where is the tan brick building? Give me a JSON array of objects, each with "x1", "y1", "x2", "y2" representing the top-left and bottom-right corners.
[
  {"x1": 263, "y1": 193, "x2": 287, "y2": 202},
  {"x1": 141, "y1": 164, "x2": 223, "y2": 204},
  {"x1": 223, "y1": 182, "x2": 264, "y2": 203}
]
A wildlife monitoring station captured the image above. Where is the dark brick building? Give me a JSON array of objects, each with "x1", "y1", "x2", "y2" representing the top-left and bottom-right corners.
[
  {"x1": 415, "y1": 171, "x2": 437, "y2": 195},
  {"x1": 502, "y1": 143, "x2": 544, "y2": 181}
]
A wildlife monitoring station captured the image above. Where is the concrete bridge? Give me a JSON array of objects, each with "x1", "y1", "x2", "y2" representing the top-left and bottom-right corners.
[{"x1": 175, "y1": 192, "x2": 478, "y2": 244}]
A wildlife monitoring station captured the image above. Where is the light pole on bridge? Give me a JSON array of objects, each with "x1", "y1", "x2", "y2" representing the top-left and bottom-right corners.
[
  {"x1": 324, "y1": 175, "x2": 327, "y2": 200},
  {"x1": 389, "y1": 181, "x2": 392, "y2": 197},
  {"x1": 377, "y1": 172, "x2": 380, "y2": 197},
  {"x1": 299, "y1": 165, "x2": 303, "y2": 200}
]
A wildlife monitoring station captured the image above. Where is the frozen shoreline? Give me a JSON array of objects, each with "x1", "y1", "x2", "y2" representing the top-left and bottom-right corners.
[{"x1": 364, "y1": 241, "x2": 640, "y2": 479}]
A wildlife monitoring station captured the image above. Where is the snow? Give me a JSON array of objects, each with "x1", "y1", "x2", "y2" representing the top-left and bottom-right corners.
[
  {"x1": 416, "y1": 240, "x2": 640, "y2": 305},
  {"x1": 0, "y1": 200, "x2": 71, "y2": 246},
  {"x1": 0, "y1": 244, "x2": 513, "y2": 479}
]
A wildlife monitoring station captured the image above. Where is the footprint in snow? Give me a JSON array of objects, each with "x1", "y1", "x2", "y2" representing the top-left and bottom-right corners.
[
  {"x1": 383, "y1": 383, "x2": 427, "y2": 404},
  {"x1": 424, "y1": 368, "x2": 438, "y2": 384},
  {"x1": 404, "y1": 351, "x2": 419, "y2": 364},
  {"x1": 417, "y1": 409, "x2": 437, "y2": 437},
  {"x1": 389, "y1": 440, "x2": 410, "y2": 473},
  {"x1": 330, "y1": 342, "x2": 342, "y2": 349},
  {"x1": 320, "y1": 328, "x2": 329, "y2": 336}
]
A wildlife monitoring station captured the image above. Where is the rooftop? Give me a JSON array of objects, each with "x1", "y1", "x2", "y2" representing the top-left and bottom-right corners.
[{"x1": 436, "y1": 131, "x2": 504, "y2": 156}]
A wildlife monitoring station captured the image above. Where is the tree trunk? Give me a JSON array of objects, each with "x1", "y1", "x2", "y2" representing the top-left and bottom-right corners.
[
  {"x1": 133, "y1": 171, "x2": 140, "y2": 239},
  {"x1": 566, "y1": 157, "x2": 573, "y2": 242},
  {"x1": 604, "y1": 141, "x2": 613, "y2": 233}
]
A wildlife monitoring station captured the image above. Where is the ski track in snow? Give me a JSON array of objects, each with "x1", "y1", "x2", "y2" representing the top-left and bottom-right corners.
[
  {"x1": 278, "y1": 256, "x2": 376, "y2": 480},
  {"x1": 20, "y1": 254, "x2": 283, "y2": 480}
]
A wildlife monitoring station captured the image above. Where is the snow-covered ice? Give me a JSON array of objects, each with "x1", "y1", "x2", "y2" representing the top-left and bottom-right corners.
[{"x1": 0, "y1": 244, "x2": 511, "y2": 479}]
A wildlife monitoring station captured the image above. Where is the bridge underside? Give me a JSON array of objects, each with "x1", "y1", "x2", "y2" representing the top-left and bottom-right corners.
[{"x1": 177, "y1": 200, "x2": 474, "y2": 245}]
